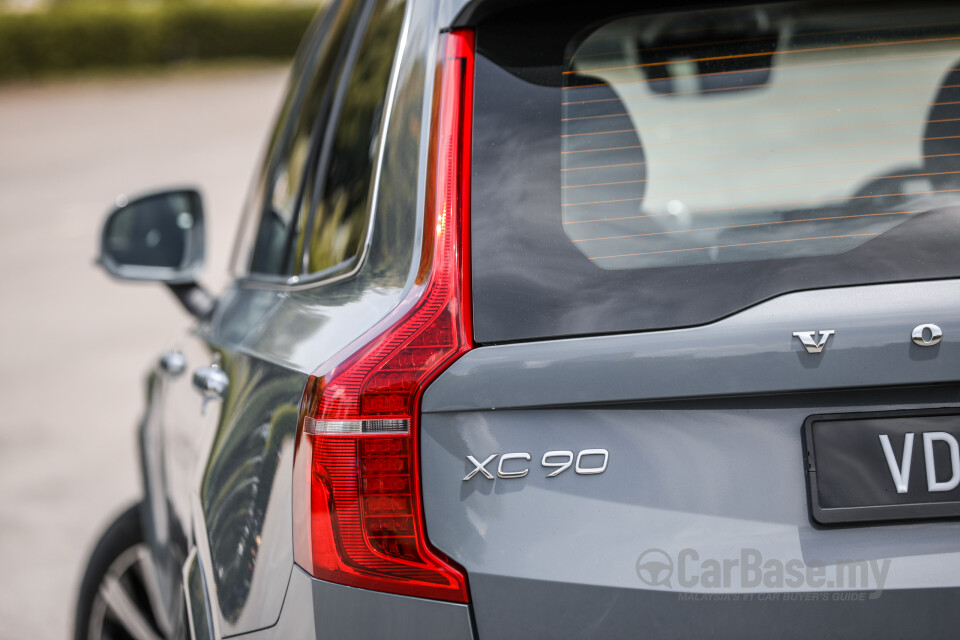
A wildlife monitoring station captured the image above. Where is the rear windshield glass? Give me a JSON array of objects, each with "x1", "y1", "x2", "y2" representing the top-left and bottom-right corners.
[{"x1": 471, "y1": 1, "x2": 960, "y2": 343}]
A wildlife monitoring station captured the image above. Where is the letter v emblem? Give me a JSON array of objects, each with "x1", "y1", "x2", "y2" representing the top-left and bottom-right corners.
[
  {"x1": 793, "y1": 330, "x2": 835, "y2": 354},
  {"x1": 879, "y1": 433, "x2": 914, "y2": 494}
]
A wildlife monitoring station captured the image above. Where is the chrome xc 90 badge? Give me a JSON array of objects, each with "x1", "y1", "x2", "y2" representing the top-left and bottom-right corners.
[
  {"x1": 793, "y1": 329, "x2": 835, "y2": 354},
  {"x1": 463, "y1": 449, "x2": 609, "y2": 481}
]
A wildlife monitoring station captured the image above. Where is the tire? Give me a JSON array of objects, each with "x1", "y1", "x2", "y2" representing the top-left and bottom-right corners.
[{"x1": 74, "y1": 503, "x2": 164, "y2": 640}]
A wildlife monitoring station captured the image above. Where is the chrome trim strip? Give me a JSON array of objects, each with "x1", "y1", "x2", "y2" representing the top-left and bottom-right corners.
[
  {"x1": 181, "y1": 548, "x2": 200, "y2": 640},
  {"x1": 189, "y1": 496, "x2": 223, "y2": 640}
]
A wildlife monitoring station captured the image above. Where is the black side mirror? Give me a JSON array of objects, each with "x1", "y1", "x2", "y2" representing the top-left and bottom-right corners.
[
  {"x1": 99, "y1": 188, "x2": 205, "y2": 282},
  {"x1": 98, "y1": 188, "x2": 214, "y2": 319}
]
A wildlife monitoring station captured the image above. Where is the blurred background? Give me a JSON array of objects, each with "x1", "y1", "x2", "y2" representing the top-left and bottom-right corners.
[{"x1": 0, "y1": 0, "x2": 314, "y2": 636}]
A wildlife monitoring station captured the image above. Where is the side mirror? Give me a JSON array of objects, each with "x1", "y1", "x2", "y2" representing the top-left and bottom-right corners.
[
  {"x1": 98, "y1": 188, "x2": 214, "y2": 320},
  {"x1": 99, "y1": 188, "x2": 205, "y2": 283}
]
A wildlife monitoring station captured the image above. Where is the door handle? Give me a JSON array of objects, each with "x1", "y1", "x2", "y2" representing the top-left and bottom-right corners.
[
  {"x1": 192, "y1": 364, "x2": 229, "y2": 414},
  {"x1": 159, "y1": 350, "x2": 187, "y2": 377}
]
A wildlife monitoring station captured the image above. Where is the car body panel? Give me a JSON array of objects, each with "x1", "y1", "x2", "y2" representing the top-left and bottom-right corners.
[
  {"x1": 424, "y1": 280, "x2": 960, "y2": 410},
  {"x1": 463, "y1": 576, "x2": 960, "y2": 639},
  {"x1": 420, "y1": 280, "x2": 960, "y2": 638},
  {"x1": 189, "y1": 279, "x2": 425, "y2": 635},
  {"x1": 236, "y1": 568, "x2": 474, "y2": 640},
  {"x1": 192, "y1": 333, "x2": 303, "y2": 636}
]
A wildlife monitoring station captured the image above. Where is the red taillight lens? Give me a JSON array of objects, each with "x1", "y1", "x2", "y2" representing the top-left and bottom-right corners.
[{"x1": 291, "y1": 29, "x2": 474, "y2": 603}]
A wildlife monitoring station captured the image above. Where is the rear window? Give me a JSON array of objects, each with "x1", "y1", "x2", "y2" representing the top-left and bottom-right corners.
[{"x1": 471, "y1": 1, "x2": 960, "y2": 343}]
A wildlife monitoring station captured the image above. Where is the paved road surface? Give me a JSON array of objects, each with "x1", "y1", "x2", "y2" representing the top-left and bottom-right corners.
[{"x1": 0, "y1": 65, "x2": 288, "y2": 639}]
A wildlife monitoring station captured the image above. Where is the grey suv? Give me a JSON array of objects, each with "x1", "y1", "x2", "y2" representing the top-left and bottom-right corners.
[{"x1": 76, "y1": 0, "x2": 960, "y2": 638}]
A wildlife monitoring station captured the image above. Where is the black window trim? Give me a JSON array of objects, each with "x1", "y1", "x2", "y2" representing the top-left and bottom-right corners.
[{"x1": 236, "y1": 0, "x2": 411, "y2": 292}]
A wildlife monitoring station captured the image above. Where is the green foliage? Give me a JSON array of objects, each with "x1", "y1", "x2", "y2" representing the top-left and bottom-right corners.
[{"x1": 0, "y1": 3, "x2": 316, "y2": 79}]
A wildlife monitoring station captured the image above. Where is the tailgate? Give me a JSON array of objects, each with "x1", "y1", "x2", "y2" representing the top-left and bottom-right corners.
[
  {"x1": 420, "y1": 282, "x2": 960, "y2": 638},
  {"x1": 433, "y1": 2, "x2": 960, "y2": 636}
]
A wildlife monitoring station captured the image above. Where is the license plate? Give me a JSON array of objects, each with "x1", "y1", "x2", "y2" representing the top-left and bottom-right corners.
[{"x1": 804, "y1": 409, "x2": 960, "y2": 524}]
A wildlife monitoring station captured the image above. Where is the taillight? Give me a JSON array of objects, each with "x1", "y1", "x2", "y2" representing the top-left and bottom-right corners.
[{"x1": 291, "y1": 29, "x2": 474, "y2": 603}]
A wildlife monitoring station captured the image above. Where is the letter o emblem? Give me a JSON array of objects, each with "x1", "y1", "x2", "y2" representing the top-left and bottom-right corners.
[{"x1": 911, "y1": 323, "x2": 943, "y2": 347}]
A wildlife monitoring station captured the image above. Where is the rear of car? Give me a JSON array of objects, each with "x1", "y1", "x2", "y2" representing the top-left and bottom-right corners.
[
  {"x1": 224, "y1": 1, "x2": 960, "y2": 638},
  {"x1": 414, "y1": 1, "x2": 960, "y2": 637}
]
